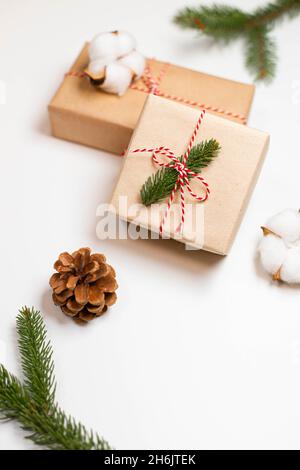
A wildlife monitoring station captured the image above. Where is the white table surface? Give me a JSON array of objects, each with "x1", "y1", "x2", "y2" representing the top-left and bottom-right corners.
[{"x1": 0, "y1": 0, "x2": 300, "y2": 450}]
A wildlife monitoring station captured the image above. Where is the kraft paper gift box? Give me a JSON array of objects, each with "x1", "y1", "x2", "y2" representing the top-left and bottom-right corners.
[
  {"x1": 48, "y1": 43, "x2": 255, "y2": 155},
  {"x1": 110, "y1": 95, "x2": 269, "y2": 255}
]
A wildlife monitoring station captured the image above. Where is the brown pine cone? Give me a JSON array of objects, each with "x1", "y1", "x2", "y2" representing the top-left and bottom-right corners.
[{"x1": 50, "y1": 247, "x2": 118, "y2": 322}]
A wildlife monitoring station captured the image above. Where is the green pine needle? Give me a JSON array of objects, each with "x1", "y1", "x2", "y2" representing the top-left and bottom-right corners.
[
  {"x1": 17, "y1": 307, "x2": 56, "y2": 410},
  {"x1": 174, "y1": 5, "x2": 248, "y2": 40},
  {"x1": 250, "y1": 0, "x2": 300, "y2": 27},
  {"x1": 0, "y1": 307, "x2": 111, "y2": 450},
  {"x1": 245, "y1": 27, "x2": 277, "y2": 82},
  {"x1": 140, "y1": 139, "x2": 220, "y2": 206},
  {"x1": 174, "y1": 0, "x2": 300, "y2": 82}
]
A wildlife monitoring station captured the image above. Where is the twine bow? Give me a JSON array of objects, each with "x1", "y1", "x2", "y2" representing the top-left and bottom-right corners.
[{"x1": 130, "y1": 110, "x2": 209, "y2": 234}]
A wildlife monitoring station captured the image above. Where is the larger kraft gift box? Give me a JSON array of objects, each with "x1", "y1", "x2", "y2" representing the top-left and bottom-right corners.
[
  {"x1": 48, "y1": 43, "x2": 255, "y2": 155},
  {"x1": 110, "y1": 95, "x2": 269, "y2": 255}
]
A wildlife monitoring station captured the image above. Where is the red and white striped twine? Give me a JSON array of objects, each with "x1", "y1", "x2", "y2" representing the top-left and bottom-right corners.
[
  {"x1": 65, "y1": 61, "x2": 247, "y2": 125},
  {"x1": 65, "y1": 70, "x2": 85, "y2": 78},
  {"x1": 129, "y1": 109, "x2": 209, "y2": 234},
  {"x1": 130, "y1": 63, "x2": 247, "y2": 125}
]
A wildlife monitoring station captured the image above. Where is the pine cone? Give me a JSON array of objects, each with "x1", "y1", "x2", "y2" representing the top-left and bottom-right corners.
[{"x1": 50, "y1": 247, "x2": 118, "y2": 322}]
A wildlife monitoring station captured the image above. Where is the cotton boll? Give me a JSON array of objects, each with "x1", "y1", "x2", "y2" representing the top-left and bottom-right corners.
[
  {"x1": 258, "y1": 234, "x2": 287, "y2": 275},
  {"x1": 118, "y1": 51, "x2": 145, "y2": 78},
  {"x1": 265, "y1": 209, "x2": 300, "y2": 243},
  {"x1": 117, "y1": 31, "x2": 136, "y2": 57},
  {"x1": 280, "y1": 247, "x2": 300, "y2": 283},
  {"x1": 89, "y1": 32, "x2": 119, "y2": 62},
  {"x1": 87, "y1": 30, "x2": 140, "y2": 95},
  {"x1": 87, "y1": 59, "x2": 106, "y2": 77},
  {"x1": 101, "y1": 62, "x2": 133, "y2": 96}
]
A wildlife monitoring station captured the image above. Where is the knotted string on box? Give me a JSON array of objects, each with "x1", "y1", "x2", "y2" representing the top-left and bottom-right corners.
[
  {"x1": 65, "y1": 61, "x2": 247, "y2": 125},
  {"x1": 128, "y1": 110, "x2": 209, "y2": 234},
  {"x1": 131, "y1": 62, "x2": 247, "y2": 124}
]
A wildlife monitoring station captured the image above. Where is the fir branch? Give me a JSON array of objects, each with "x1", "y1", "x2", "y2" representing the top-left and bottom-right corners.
[
  {"x1": 249, "y1": 0, "x2": 300, "y2": 28},
  {"x1": 0, "y1": 308, "x2": 111, "y2": 450},
  {"x1": 17, "y1": 307, "x2": 56, "y2": 410},
  {"x1": 245, "y1": 27, "x2": 277, "y2": 82},
  {"x1": 0, "y1": 365, "x2": 31, "y2": 422},
  {"x1": 140, "y1": 139, "x2": 220, "y2": 206},
  {"x1": 174, "y1": 5, "x2": 248, "y2": 40},
  {"x1": 174, "y1": 0, "x2": 300, "y2": 81}
]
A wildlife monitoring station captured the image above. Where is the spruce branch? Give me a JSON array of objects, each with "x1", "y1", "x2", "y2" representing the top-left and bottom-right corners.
[
  {"x1": 17, "y1": 307, "x2": 56, "y2": 410},
  {"x1": 174, "y1": 0, "x2": 300, "y2": 81},
  {"x1": 0, "y1": 307, "x2": 111, "y2": 450},
  {"x1": 174, "y1": 5, "x2": 248, "y2": 40},
  {"x1": 245, "y1": 27, "x2": 277, "y2": 82},
  {"x1": 248, "y1": 0, "x2": 300, "y2": 28},
  {"x1": 140, "y1": 139, "x2": 220, "y2": 206}
]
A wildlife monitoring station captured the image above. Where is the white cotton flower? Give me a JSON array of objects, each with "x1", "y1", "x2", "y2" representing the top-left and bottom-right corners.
[
  {"x1": 87, "y1": 59, "x2": 106, "y2": 77},
  {"x1": 88, "y1": 32, "x2": 120, "y2": 62},
  {"x1": 258, "y1": 234, "x2": 287, "y2": 276},
  {"x1": 88, "y1": 31, "x2": 136, "y2": 63},
  {"x1": 264, "y1": 208, "x2": 300, "y2": 243},
  {"x1": 101, "y1": 62, "x2": 133, "y2": 96},
  {"x1": 86, "y1": 30, "x2": 145, "y2": 96},
  {"x1": 117, "y1": 31, "x2": 136, "y2": 57},
  {"x1": 280, "y1": 247, "x2": 300, "y2": 283},
  {"x1": 259, "y1": 208, "x2": 300, "y2": 284},
  {"x1": 118, "y1": 51, "x2": 146, "y2": 78}
]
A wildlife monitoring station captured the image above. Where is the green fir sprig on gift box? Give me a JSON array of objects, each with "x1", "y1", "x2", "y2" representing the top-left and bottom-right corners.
[
  {"x1": 0, "y1": 307, "x2": 111, "y2": 450},
  {"x1": 174, "y1": 0, "x2": 300, "y2": 82},
  {"x1": 140, "y1": 139, "x2": 220, "y2": 206}
]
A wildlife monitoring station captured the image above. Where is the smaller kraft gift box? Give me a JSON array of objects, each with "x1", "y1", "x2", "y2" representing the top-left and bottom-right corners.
[
  {"x1": 110, "y1": 95, "x2": 269, "y2": 255},
  {"x1": 48, "y1": 43, "x2": 255, "y2": 155}
]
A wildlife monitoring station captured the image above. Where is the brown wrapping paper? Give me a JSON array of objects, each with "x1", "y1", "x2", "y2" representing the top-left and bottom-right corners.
[
  {"x1": 110, "y1": 95, "x2": 269, "y2": 255},
  {"x1": 48, "y1": 43, "x2": 255, "y2": 155}
]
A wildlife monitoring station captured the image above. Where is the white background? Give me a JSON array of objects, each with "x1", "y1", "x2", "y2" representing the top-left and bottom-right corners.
[{"x1": 0, "y1": 0, "x2": 300, "y2": 450}]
